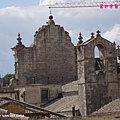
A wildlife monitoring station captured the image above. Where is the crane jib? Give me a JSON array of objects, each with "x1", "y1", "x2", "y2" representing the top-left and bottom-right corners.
[{"x1": 47, "y1": 1, "x2": 120, "y2": 9}]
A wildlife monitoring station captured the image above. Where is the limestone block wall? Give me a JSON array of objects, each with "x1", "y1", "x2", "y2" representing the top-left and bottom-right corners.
[
  {"x1": 25, "y1": 84, "x2": 62, "y2": 106},
  {"x1": 12, "y1": 17, "x2": 77, "y2": 85},
  {"x1": 77, "y1": 33, "x2": 119, "y2": 116}
]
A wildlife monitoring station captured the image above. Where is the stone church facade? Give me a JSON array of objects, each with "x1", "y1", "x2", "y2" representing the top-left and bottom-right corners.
[
  {"x1": 10, "y1": 15, "x2": 120, "y2": 117},
  {"x1": 12, "y1": 15, "x2": 77, "y2": 86}
]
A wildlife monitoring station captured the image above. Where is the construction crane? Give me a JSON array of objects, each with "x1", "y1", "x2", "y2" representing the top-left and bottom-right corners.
[{"x1": 47, "y1": 0, "x2": 120, "y2": 8}]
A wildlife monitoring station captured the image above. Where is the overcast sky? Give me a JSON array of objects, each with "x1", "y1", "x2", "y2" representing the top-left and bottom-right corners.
[{"x1": 0, "y1": 0, "x2": 120, "y2": 76}]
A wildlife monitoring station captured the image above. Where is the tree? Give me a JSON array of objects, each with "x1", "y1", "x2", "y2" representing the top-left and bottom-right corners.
[{"x1": 3, "y1": 74, "x2": 15, "y2": 79}]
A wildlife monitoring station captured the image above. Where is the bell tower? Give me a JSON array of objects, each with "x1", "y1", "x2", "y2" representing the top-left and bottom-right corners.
[{"x1": 77, "y1": 31, "x2": 119, "y2": 116}]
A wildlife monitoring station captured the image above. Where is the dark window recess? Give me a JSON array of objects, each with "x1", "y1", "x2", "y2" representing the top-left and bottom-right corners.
[
  {"x1": 95, "y1": 58, "x2": 101, "y2": 70},
  {"x1": 117, "y1": 63, "x2": 120, "y2": 73},
  {"x1": 41, "y1": 89, "x2": 49, "y2": 103},
  {"x1": 95, "y1": 58, "x2": 103, "y2": 71},
  {"x1": 15, "y1": 91, "x2": 19, "y2": 100},
  {"x1": 32, "y1": 77, "x2": 35, "y2": 84}
]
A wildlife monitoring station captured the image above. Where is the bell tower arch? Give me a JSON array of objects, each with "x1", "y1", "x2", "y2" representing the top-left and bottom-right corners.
[
  {"x1": 94, "y1": 44, "x2": 106, "y2": 74},
  {"x1": 77, "y1": 31, "x2": 119, "y2": 116}
]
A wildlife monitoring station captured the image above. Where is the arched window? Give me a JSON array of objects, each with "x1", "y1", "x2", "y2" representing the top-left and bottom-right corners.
[
  {"x1": 94, "y1": 46, "x2": 99, "y2": 58},
  {"x1": 94, "y1": 44, "x2": 105, "y2": 74}
]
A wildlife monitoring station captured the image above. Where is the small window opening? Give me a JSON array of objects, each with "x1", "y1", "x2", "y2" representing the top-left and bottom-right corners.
[
  {"x1": 41, "y1": 89, "x2": 49, "y2": 103},
  {"x1": 32, "y1": 77, "x2": 35, "y2": 84},
  {"x1": 117, "y1": 56, "x2": 120, "y2": 73}
]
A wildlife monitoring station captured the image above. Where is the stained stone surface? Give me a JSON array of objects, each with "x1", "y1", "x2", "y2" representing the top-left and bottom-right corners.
[{"x1": 12, "y1": 16, "x2": 77, "y2": 86}]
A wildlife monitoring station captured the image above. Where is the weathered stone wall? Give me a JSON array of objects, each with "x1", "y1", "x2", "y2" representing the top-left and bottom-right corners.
[
  {"x1": 77, "y1": 43, "x2": 86, "y2": 116},
  {"x1": 25, "y1": 84, "x2": 62, "y2": 106},
  {"x1": 12, "y1": 16, "x2": 77, "y2": 86},
  {"x1": 14, "y1": 86, "x2": 25, "y2": 102},
  {"x1": 62, "y1": 80, "x2": 79, "y2": 92},
  {"x1": 77, "y1": 32, "x2": 119, "y2": 116},
  {"x1": 0, "y1": 92, "x2": 16, "y2": 99}
]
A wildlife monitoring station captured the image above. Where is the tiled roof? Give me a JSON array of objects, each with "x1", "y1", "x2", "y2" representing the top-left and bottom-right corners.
[
  {"x1": 45, "y1": 95, "x2": 79, "y2": 113},
  {"x1": 0, "y1": 97, "x2": 66, "y2": 118},
  {"x1": 44, "y1": 80, "x2": 79, "y2": 113},
  {"x1": 62, "y1": 80, "x2": 79, "y2": 92},
  {"x1": 92, "y1": 98, "x2": 120, "y2": 116}
]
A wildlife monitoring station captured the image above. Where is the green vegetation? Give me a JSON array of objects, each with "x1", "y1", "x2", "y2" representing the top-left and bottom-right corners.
[{"x1": 3, "y1": 74, "x2": 15, "y2": 79}]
